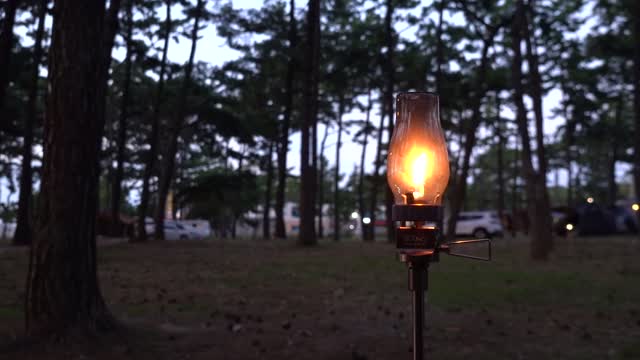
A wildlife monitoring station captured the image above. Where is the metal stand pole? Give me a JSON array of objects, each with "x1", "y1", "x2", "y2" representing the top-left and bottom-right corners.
[{"x1": 408, "y1": 257, "x2": 429, "y2": 360}]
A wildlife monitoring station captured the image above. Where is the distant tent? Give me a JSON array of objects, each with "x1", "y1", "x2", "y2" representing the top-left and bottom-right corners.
[{"x1": 575, "y1": 203, "x2": 616, "y2": 236}]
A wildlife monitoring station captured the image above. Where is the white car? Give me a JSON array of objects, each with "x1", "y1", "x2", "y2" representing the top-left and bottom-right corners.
[
  {"x1": 179, "y1": 220, "x2": 211, "y2": 239},
  {"x1": 450, "y1": 211, "x2": 503, "y2": 238},
  {"x1": 142, "y1": 219, "x2": 197, "y2": 240},
  {"x1": 163, "y1": 222, "x2": 195, "y2": 241}
]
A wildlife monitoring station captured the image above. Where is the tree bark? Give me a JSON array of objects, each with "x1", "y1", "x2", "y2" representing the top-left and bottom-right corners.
[
  {"x1": 318, "y1": 124, "x2": 329, "y2": 238},
  {"x1": 298, "y1": 0, "x2": 320, "y2": 246},
  {"x1": 26, "y1": 0, "x2": 115, "y2": 335},
  {"x1": 0, "y1": 0, "x2": 18, "y2": 115},
  {"x1": 358, "y1": 89, "x2": 372, "y2": 241},
  {"x1": 496, "y1": 93, "x2": 505, "y2": 219},
  {"x1": 367, "y1": 98, "x2": 387, "y2": 242},
  {"x1": 154, "y1": 0, "x2": 203, "y2": 240},
  {"x1": 262, "y1": 142, "x2": 274, "y2": 239},
  {"x1": 633, "y1": 0, "x2": 640, "y2": 202},
  {"x1": 511, "y1": 0, "x2": 552, "y2": 260},
  {"x1": 111, "y1": 0, "x2": 134, "y2": 222},
  {"x1": 511, "y1": 135, "x2": 519, "y2": 237},
  {"x1": 333, "y1": 95, "x2": 345, "y2": 242},
  {"x1": 434, "y1": 0, "x2": 445, "y2": 93},
  {"x1": 523, "y1": 0, "x2": 553, "y2": 256},
  {"x1": 13, "y1": 0, "x2": 47, "y2": 246},
  {"x1": 136, "y1": 0, "x2": 171, "y2": 242},
  {"x1": 560, "y1": 77, "x2": 575, "y2": 208},
  {"x1": 275, "y1": 0, "x2": 296, "y2": 239},
  {"x1": 383, "y1": 0, "x2": 395, "y2": 243}
]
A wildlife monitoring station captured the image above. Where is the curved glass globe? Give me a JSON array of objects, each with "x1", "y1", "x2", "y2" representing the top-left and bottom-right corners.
[{"x1": 387, "y1": 92, "x2": 450, "y2": 205}]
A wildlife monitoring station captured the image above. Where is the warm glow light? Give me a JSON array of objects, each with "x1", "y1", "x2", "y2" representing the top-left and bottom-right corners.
[
  {"x1": 362, "y1": 217, "x2": 371, "y2": 225},
  {"x1": 586, "y1": 197, "x2": 594, "y2": 204},
  {"x1": 565, "y1": 223, "x2": 574, "y2": 231},
  {"x1": 632, "y1": 204, "x2": 639, "y2": 212},
  {"x1": 387, "y1": 92, "x2": 449, "y2": 205}
]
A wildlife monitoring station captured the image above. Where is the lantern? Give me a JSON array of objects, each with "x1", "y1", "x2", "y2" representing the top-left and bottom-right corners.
[{"x1": 386, "y1": 92, "x2": 491, "y2": 360}]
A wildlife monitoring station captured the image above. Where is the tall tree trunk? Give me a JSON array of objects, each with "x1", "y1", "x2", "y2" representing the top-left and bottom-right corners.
[
  {"x1": 137, "y1": 0, "x2": 171, "y2": 242},
  {"x1": 154, "y1": 0, "x2": 203, "y2": 240},
  {"x1": 26, "y1": 0, "x2": 115, "y2": 335},
  {"x1": 334, "y1": 95, "x2": 345, "y2": 242},
  {"x1": 298, "y1": 0, "x2": 320, "y2": 246},
  {"x1": 318, "y1": 124, "x2": 329, "y2": 238},
  {"x1": 523, "y1": 0, "x2": 553, "y2": 256},
  {"x1": 496, "y1": 94, "x2": 505, "y2": 219},
  {"x1": 262, "y1": 142, "x2": 274, "y2": 239},
  {"x1": 383, "y1": 0, "x2": 396, "y2": 243},
  {"x1": 511, "y1": 135, "x2": 519, "y2": 237},
  {"x1": 0, "y1": 0, "x2": 18, "y2": 115},
  {"x1": 367, "y1": 98, "x2": 387, "y2": 242},
  {"x1": 358, "y1": 89, "x2": 372, "y2": 241},
  {"x1": 111, "y1": 0, "x2": 134, "y2": 222},
  {"x1": 13, "y1": 0, "x2": 47, "y2": 246},
  {"x1": 561, "y1": 80, "x2": 575, "y2": 208},
  {"x1": 275, "y1": 0, "x2": 296, "y2": 239},
  {"x1": 511, "y1": 0, "x2": 552, "y2": 260},
  {"x1": 633, "y1": 0, "x2": 640, "y2": 202},
  {"x1": 445, "y1": 26, "x2": 499, "y2": 241},
  {"x1": 434, "y1": 0, "x2": 444, "y2": 93}
]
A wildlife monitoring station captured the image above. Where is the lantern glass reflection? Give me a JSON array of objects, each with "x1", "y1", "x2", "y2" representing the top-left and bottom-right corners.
[{"x1": 387, "y1": 92, "x2": 450, "y2": 205}]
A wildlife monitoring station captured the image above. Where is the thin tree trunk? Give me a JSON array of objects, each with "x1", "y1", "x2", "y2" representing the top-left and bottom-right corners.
[
  {"x1": 0, "y1": 0, "x2": 18, "y2": 114},
  {"x1": 383, "y1": 0, "x2": 395, "y2": 243},
  {"x1": 262, "y1": 142, "x2": 274, "y2": 239},
  {"x1": 511, "y1": 135, "x2": 519, "y2": 237},
  {"x1": 26, "y1": 0, "x2": 115, "y2": 334},
  {"x1": 334, "y1": 95, "x2": 345, "y2": 242},
  {"x1": 154, "y1": 0, "x2": 203, "y2": 240},
  {"x1": 561, "y1": 80, "x2": 574, "y2": 208},
  {"x1": 318, "y1": 124, "x2": 329, "y2": 238},
  {"x1": 111, "y1": 0, "x2": 134, "y2": 223},
  {"x1": 136, "y1": 0, "x2": 171, "y2": 242},
  {"x1": 13, "y1": 0, "x2": 47, "y2": 246},
  {"x1": 434, "y1": 0, "x2": 444, "y2": 93},
  {"x1": 358, "y1": 89, "x2": 372, "y2": 241},
  {"x1": 367, "y1": 98, "x2": 387, "y2": 242},
  {"x1": 298, "y1": 0, "x2": 320, "y2": 246},
  {"x1": 633, "y1": 0, "x2": 640, "y2": 202},
  {"x1": 275, "y1": 0, "x2": 296, "y2": 239},
  {"x1": 496, "y1": 93, "x2": 505, "y2": 219}
]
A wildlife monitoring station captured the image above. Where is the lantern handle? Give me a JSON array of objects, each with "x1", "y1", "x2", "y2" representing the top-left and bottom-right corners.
[{"x1": 439, "y1": 238, "x2": 492, "y2": 261}]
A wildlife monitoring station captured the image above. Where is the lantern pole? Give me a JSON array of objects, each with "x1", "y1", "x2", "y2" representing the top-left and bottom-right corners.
[{"x1": 405, "y1": 253, "x2": 429, "y2": 360}]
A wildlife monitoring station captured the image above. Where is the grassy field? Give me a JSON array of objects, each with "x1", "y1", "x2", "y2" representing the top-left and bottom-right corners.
[{"x1": 1, "y1": 235, "x2": 639, "y2": 359}]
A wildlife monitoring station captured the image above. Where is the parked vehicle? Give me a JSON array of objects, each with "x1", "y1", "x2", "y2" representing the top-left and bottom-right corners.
[
  {"x1": 450, "y1": 211, "x2": 503, "y2": 238},
  {"x1": 164, "y1": 222, "x2": 195, "y2": 241},
  {"x1": 179, "y1": 219, "x2": 211, "y2": 239},
  {"x1": 142, "y1": 218, "x2": 202, "y2": 240}
]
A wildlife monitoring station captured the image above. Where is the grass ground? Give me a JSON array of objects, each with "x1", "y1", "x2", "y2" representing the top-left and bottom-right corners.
[{"x1": 0, "y1": 234, "x2": 639, "y2": 359}]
